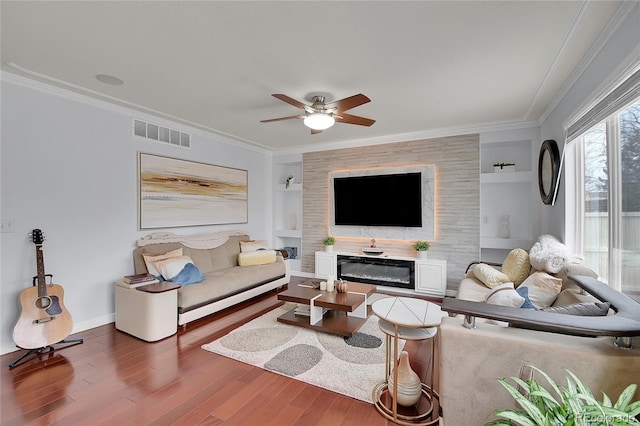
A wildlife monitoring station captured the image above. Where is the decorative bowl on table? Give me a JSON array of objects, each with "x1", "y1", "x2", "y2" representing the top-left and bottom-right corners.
[{"x1": 362, "y1": 247, "x2": 384, "y2": 255}]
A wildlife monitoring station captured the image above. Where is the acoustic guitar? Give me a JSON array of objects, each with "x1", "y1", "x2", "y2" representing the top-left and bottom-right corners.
[{"x1": 13, "y1": 229, "x2": 73, "y2": 349}]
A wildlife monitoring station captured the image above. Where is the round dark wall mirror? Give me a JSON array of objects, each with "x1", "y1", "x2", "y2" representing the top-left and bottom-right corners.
[{"x1": 538, "y1": 139, "x2": 560, "y2": 205}]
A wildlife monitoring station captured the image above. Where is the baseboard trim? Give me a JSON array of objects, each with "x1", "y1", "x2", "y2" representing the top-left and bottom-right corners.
[{"x1": 1, "y1": 314, "x2": 115, "y2": 356}]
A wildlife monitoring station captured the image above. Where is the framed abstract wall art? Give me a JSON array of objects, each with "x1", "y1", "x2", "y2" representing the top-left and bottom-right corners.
[{"x1": 138, "y1": 153, "x2": 248, "y2": 229}]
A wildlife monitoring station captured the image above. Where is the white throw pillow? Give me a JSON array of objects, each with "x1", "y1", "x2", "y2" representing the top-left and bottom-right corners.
[
  {"x1": 142, "y1": 248, "x2": 183, "y2": 276},
  {"x1": 485, "y1": 282, "x2": 524, "y2": 308},
  {"x1": 518, "y1": 271, "x2": 562, "y2": 308}
]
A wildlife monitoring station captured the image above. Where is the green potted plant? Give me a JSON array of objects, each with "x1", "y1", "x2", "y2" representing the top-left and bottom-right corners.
[
  {"x1": 486, "y1": 366, "x2": 640, "y2": 426},
  {"x1": 322, "y1": 236, "x2": 336, "y2": 252},
  {"x1": 412, "y1": 240, "x2": 430, "y2": 259}
]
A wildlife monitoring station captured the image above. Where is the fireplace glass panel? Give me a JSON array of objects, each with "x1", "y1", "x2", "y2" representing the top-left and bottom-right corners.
[{"x1": 337, "y1": 255, "x2": 414, "y2": 289}]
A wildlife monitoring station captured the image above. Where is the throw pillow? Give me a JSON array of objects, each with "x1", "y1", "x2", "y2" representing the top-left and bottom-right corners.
[
  {"x1": 542, "y1": 302, "x2": 610, "y2": 316},
  {"x1": 238, "y1": 250, "x2": 277, "y2": 266},
  {"x1": 485, "y1": 282, "x2": 525, "y2": 308},
  {"x1": 518, "y1": 271, "x2": 562, "y2": 308},
  {"x1": 473, "y1": 263, "x2": 511, "y2": 289},
  {"x1": 240, "y1": 240, "x2": 268, "y2": 253},
  {"x1": 502, "y1": 248, "x2": 531, "y2": 286},
  {"x1": 142, "y1": 248, "x2": 183, "y2": 277},
  {"x1": 153, "y1": 255, "x2": 205, "y2": 285},
  {"x1": 515, "y1": 286, "x2": 536, "y2": 309}
]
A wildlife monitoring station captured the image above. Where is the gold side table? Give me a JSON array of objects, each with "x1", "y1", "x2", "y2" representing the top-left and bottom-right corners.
[{"x1": 371, "y1": 297, "x2": 445, "y2": 425}]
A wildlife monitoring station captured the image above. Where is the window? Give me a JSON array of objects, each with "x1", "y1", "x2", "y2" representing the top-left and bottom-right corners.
[{"x1": 575, "y1": 99, "x2": 640, "y2": 296}]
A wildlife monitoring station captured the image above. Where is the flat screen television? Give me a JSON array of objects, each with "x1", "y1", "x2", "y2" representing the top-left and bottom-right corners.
[{"x1": 333, "y1": 172, "x2": 422, "y2": 227}]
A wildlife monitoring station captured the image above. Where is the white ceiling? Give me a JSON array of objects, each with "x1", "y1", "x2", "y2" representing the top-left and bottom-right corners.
[{"x1": 0, "y1": 1, "x2": 625, "y2": 152}]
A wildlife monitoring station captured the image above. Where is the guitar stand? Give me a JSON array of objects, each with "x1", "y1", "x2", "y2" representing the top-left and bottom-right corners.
[{"x1": 9, "y1": 338, "x2": 84, "y2": 369}]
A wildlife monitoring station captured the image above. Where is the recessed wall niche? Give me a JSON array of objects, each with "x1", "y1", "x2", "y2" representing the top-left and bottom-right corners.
[{"x1": 329, "y1": 165, "x2": 434, "y2": 240}]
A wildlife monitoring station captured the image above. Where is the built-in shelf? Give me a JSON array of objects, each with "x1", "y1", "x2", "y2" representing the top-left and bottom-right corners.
[
  {"x1": 273, "y1": 156, "x2": 303, "y2": 274},
  {"x1": 275, "y1": 229, "x2": 301, "y2": 238},
  {"x1": 480, "y1": 128, "x2": 539, "y2": 259},
  {"x1": 480, "y1": 171, "x2": 532, "y2": 184},
  {"x1": 275, "y1": 183, "x2": 302, "y2": 192}
]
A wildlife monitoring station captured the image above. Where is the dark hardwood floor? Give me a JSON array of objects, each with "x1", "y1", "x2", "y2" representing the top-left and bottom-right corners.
[{"x1": 1, "y1": 277, "x2": 438, "y2": 425}]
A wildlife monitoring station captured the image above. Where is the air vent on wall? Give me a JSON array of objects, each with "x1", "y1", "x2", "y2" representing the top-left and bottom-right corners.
[{"x1": 133, "y1": 119, "x2": 190, "y2": 148}]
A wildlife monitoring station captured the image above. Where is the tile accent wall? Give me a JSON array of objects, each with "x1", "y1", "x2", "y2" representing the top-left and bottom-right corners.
[{"x1": 302, "y1": 134, "x2": 480, "y2": 291}]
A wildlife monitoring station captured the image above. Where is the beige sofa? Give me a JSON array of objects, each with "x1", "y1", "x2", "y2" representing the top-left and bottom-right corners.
[
  {"x1": 116, "y1": 234, "x2": 290, "y2": 340},
  {"x1": 438, "y1": 262, "x2": 640, "y2": 425}
]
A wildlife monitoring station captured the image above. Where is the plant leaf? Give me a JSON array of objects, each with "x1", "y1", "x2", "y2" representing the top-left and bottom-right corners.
[
  {"x1": 614, "y1": 384, "x2": 638, "y2": 410},
  {"x1": 485, "y1": 419, "x2": 518, "y2": 426},
  {"x1": 532, "y1": 367, "x2": 563, "y2": 399},
  {"x1": 626, "y1": 400, "x2": 640, "y2": 416},
  {"x1": 566, "y1": 370, "x2": 594, "y2": 399},
  {"x1": 492, "y1": 409, "x2": 538, "y2": 426},
  {"x1": 585, "y1": 405, "x2": 640, "y2": 424}
]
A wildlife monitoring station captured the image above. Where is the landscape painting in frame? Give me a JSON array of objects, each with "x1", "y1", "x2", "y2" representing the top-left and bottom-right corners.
[{"x1": 138, "y1": 153, "x2": 248, "y2": 229}]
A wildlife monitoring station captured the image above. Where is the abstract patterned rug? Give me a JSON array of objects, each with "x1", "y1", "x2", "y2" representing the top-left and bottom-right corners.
[{"x1": 201, "y1": 295, "x2": 404, "y2": 402}]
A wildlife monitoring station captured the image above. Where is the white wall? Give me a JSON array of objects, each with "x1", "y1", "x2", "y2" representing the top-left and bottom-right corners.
[
  {"x1": 0, "y1": 75, "x2": 273, "y2": 354},
  {"x1": 540, "y1": 2, "x2": 640, "y2": 243}
]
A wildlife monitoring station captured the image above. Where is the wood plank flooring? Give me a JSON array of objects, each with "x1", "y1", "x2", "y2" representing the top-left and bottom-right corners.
[{"x1": 1, "y1": 278, "x2": 439, "y2": 425}]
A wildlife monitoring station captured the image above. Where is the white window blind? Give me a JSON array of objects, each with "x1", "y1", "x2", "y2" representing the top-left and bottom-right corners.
[{"x1": 567, "y1": 67, "x2": 640, "y2": 142}]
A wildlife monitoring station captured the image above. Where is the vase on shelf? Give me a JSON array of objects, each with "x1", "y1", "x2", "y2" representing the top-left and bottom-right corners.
[
  {"x1": 417, "y1": 250, "x2": 428, "y2": 260},
  {"x1": 289, "y1": 212, "x2": 297, "y2": 230},
  {"x1": 498, "y1": 214, "x2": 511, "y2": 239},
  {"x1": 388, "y1": 350, "x2": 422, "y2": 406}
]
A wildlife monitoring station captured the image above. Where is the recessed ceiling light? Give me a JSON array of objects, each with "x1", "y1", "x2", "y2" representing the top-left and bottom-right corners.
[{"x1": 95, "y1": 74, "x2": 124, "y2": 85}]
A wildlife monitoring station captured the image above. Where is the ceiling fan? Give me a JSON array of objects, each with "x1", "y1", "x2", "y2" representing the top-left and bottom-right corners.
[{"x1": 261, "y1": 93, "x2": 375, "y2": 134}]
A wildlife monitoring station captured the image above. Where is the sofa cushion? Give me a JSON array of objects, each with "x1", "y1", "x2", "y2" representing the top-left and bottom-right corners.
[
  {"x1": 457, "y1": 277, "x2": 492, "y2": 302},
  {"x1": 238, "y1": 250, "x2": 277, "y2": 266},
  {"x1": 177, "y1": 260, "x2": 286, "y2": 311},
  {"x1": 474, "y1": 263, "x2": 511, "y2": 288},
  {"x1": 555, "y1": 263, "x2": 599, "y2": 291},
  {"x1": 181, "y1": 246, "x2": 214, "y2": 274},
  {"x1": 142, "y1": 248, "x2": 183, "y2": 277},
  {"x1": 485, "y1": 283, "x2": 524, "y2": 308},
  {"x1": 552, "y1": 288, "x2": 598, "y2": 307},
  {"x1": 542, "y1": 302, "x2": 611, "y2": 316},
  {"x1": 518, "y1": 271, "x2": 562, "y2": 308},
  {"x1": 207, "y1": 235, "x2": 249, "y2": 270},
  {"x1": 502, "y1": 248, "x2": 530, "y2": 286}
]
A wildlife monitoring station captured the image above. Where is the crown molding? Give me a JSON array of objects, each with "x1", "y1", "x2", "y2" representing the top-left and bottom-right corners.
[
  {"x1": 274, "y1": 120, "x2": 540, "y2": 155},
  {"x1": 539, "y1": 1, "x2": 638, "y2": 125},
  {"x1": 1, "y1": 66, "x2": 274, "y2": 155}
]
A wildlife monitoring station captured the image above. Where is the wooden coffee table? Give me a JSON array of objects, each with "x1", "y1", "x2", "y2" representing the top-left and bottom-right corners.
[{"x1": 277, "y1": 280, "x2": 376, "y2": 337}]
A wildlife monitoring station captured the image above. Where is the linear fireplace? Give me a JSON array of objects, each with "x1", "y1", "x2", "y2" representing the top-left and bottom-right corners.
[{"x1": 336, "y1": 255, "x2": 414, "y2": 290}]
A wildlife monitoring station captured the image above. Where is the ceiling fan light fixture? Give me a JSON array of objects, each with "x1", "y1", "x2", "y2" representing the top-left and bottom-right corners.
[{"x1": 304, "y1": 113, "x2": 335, "y2": 130}]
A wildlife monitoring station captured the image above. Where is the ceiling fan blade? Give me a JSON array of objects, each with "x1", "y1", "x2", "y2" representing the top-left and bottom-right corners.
[
  {"x1": 260, "y1": 115, "x2": 304, "y2": 123},
  {"x1": 271, "y1": 94, "x2": 308, "y2": 111},
  {"x1": 335, "y1": 113, "x2": 376, "y2": 127},
  {"x1": 311, "y1": 128, "x2": 323, "y2": 135},
  {"x1": 324, "y1": 94, "x2": 371, "y2": 112}
]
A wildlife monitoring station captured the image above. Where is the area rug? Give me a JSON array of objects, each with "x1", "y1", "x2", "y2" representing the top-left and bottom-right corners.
[{"x1": 201, "y1": 294, "x2": 404, "y2": 402}]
